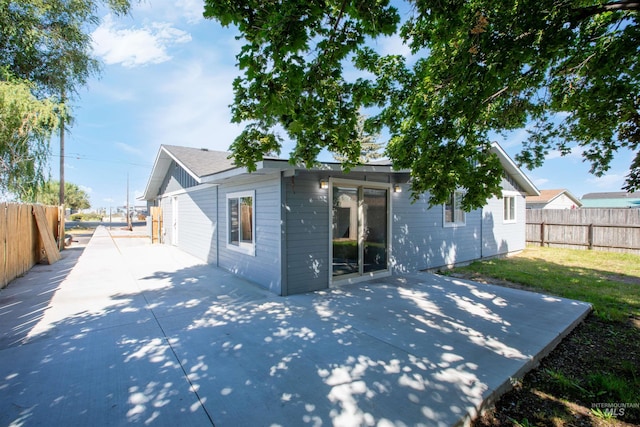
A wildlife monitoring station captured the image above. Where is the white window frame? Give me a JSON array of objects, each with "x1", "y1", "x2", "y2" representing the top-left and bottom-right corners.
[
  {"x1": 226, "y1": 190, "x2": 256, "y2": 256},
  {"x1": 503, "y1": 192, "x2": 517, "y2": 224},
  {"x1": 443, "y1": 191, "x2": 466, "y2": 227}
]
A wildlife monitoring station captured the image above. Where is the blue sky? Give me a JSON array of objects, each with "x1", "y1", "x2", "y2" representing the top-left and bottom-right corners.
[{"x1": 48, "y1": 1, "x2": 634, "y2": 210}]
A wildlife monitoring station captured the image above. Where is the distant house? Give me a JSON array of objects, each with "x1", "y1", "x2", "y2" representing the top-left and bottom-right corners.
[
  {"x1": 581, "y1": 192, "x2": 640, "y2": 208},
  {"x1": 526, "y1": 189, "x2": 582, "y2": 209},
  {"x1": 142, "y1": 142, "x2": 539, "y2": 296}
]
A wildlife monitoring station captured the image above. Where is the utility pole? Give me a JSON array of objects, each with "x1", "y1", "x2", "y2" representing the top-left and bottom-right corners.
[
  {"x1": 59, "y1": 90, "x2": 65, "y2": 208},
  {"x1": 126, "y1": 172, "x2": 132, "y2": 231},
  {"x1": 57, "y1": 90, "x2": 66, "y2": 250}
]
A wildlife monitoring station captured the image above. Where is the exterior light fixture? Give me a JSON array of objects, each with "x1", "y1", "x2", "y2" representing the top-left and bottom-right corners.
[
  {"x1": 320, "y1": 179, "x2": 329, "y2": 189},
  {"x1": 393, "y1": 184, "x2": 402, "y2": 193}
]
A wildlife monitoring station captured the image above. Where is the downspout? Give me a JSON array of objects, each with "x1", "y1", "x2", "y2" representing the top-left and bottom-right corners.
[
  {"x1": 280, "y1": 172, "x2": 288, "y2": 296},
  {"x1": 480, "y1": 206, "x2": 484, "y2": 259},
  {"x1": 216, "y1": 185, "x2": 219, "y2": 267}
]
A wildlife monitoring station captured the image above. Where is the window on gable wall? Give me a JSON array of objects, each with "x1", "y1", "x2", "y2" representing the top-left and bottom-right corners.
[
  {"x1": 444, "y1": 191, "x2": 465, "y2": 226},
  {"x1": 227, "y1": 191, "x2": 255, "y2": 255},
  {"x1": 503, "y1": 195, "x2": 516, "y2": 223}
]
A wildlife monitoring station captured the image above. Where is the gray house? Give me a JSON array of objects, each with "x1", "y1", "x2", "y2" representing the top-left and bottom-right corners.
[{"x1": 142, "y1": 143, "x2": 539, "y2": 295}]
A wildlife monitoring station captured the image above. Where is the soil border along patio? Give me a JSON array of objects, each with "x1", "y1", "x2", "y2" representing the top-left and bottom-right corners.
[{"x1": 0, "y1": 226, "x2": 591, "y2": 426}]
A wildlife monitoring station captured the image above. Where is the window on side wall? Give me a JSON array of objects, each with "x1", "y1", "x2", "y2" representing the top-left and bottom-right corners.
[
  {"x1": 503, "y1": 195, "x2": 516, "y2": 223},
  {"x1": 444, "y1": 191, "x2": 465, "y2": 227},
  {"x1": 227, "y1": 190, "x2": 255, "y2": 256}
]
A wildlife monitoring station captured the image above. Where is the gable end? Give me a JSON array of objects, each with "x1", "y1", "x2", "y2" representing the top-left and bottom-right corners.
[{"x1": 159, "y1": 160, "x2": 198, "y2": 195}]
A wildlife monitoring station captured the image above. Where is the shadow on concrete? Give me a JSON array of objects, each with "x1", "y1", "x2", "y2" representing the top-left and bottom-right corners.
[
  {"x1": 0, "y1": 245, "x2": 86, "y2": 349},
  {"x1": 0, "y1": 234, "x2": 591, "y2": 426}
]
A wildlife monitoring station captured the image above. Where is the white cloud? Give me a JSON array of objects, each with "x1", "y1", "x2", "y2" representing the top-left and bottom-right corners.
[
  {"x1": 80, "y1": 185, "x2": 93, "y2": 194},
  {"x1": 143, "y1": 59, "x2": 241, "y2": 150},
  {"x1": 176, "y1": 0, "x2": 207, "y2": 23},
  {"x1": 85, "y1": 80, "x2": 135, "y2": 102},
  {"x1": 377, "y1": 34, "x2": 412, "y2": 58},
  {"x1": 547, "y1": 146, "x2": 583, "y2": 161},
  {"x1": 132, "y1": 0, "x2": 206, "y2": 24},
  {"x1": 586, "y1": 173, "x2": 626, "y2": 190},
  {"x1": 92, "y1": 15, "x2": 191, "y2": 67},
  {"x1": 116, "y1": 142, "x2": 144, "y2": 157},
  {"x1": 498, "y1": 128, "x2": 529, "y2": 149},
  {"x1": 533, "y1": 177, "x2": 549, "y2": 187}
]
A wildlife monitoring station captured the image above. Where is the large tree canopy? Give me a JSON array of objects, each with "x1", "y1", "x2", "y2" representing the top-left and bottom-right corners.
[
  {"x1": 204, "y1": 0, "x2": 639, "y2": 210},
  {"x1": 36, "y1": 180, "x2": 90, "y2": 210},
  {"x1": 0, "y1": 0, "x2": 131, "y2": 200}
]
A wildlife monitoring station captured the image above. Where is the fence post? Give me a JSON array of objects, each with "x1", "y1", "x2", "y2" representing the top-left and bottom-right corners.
[
  {"x1": 540, "y1": 222, "x2": 545, "y2": 247},
  {"x1": 588, "y1": 223, "x2": 594, "y2": 250}
]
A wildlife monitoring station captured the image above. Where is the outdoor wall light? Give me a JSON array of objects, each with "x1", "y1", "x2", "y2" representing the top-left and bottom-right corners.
[
  {"x1": 393, "y1": 184, "x2": 402, "y2": 193},
  {"x1": 320, "y1": 179, "x2": 329, "y2": 189}
]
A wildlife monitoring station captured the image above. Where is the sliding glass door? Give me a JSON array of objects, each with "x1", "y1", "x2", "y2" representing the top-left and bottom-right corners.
[{"x1": 332, "y1": 183, "x2": 389, "y2": 279}]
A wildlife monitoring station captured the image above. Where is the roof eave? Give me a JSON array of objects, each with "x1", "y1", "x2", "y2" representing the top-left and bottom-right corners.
[
  {"x1": 141, "y1": 145, "x2": 203, "y2": 201},
  {"x1": 490, "y1": 142, "x2": 540, "y2": 196}
]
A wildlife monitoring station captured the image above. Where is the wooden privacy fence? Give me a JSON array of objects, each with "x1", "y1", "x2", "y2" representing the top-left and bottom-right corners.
[
  {"x1": 150, "y1": 206, "x2": 163, "y2": 244},
  {"x1": 526, "y1": 208, "x2": 640, "y2": 255},
  {"x1": 1, "y1": 203, "x2": 64, "y2": 289}
]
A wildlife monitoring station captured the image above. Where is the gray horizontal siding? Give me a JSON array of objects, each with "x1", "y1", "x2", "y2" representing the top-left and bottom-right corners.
[
  {"x1": 158, "y1": 186, "x2": 217, "y2": 264},
  {"x1": 217, "y1": 175, "x2": 282, "y2": 294},
  {"x1": 390, "y1": 184, "x2": 482, "y2": 273},
  {"x1": 284, "y1": 172, "x2": 330, "y2": 295},
  {"x1": 175, "y1": 188, "x2": 217, "y2": 264},
  {"x1": 482, "y1": 193, "x2": 527, "y2": 257}
]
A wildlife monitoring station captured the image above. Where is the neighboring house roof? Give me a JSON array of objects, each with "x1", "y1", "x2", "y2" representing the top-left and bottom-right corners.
[
  {"x1": 582, "y1": 191, "x2": 635, "y2": 199},
  {"x1": 142, "y1": 142, "x2": 539, "y2": 200},
  {"x1": 581, "y1": 192, "x2": 640, "y2": 208},
  {"x1": 526, "y1": 189, "x2": 582, "y2": 207}
]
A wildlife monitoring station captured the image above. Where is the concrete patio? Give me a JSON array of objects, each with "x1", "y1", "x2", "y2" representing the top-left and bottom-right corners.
[{"x1": 0, "y1": 226, "x2": 591, "y2": 426}]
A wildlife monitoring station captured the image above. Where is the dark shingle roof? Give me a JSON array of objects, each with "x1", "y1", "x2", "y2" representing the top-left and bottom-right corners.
[{"x1": 162, "y1": 145, "x2": 235, "y2": 178}]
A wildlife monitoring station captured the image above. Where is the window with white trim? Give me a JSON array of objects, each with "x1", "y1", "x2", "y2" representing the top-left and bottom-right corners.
[
  {"x1": 503, "y1": 195, "x2": 516, "y2": 223},
  {"x1": 227, "y1": 191, "x2": 255, "y2": 255},
  {"x1": 444, "y1": 191, "x2": 465, "y2": 226}
]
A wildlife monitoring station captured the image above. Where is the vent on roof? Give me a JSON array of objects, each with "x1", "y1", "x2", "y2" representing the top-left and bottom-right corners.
[{"x1": 201, "y1": 148, "x2": 209, "y2": 151}]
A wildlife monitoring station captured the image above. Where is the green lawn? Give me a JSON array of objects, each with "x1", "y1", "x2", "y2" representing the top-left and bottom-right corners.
[
  {"x1": 453, "y1": 246, "x2": 640, "y2": 321},
  {"x1": 456, "y1": 246, "x2": 640, "y2": 426}
]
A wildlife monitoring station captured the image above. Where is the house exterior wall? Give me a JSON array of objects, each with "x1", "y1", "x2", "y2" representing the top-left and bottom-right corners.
[
  {"x1": 155, "y1": 163, "x2": 282, "y2": 294},
  {"x1": 217, "y1": 174, "x2": 283, "y2": 295},
  {"x1": 283, "y1": 172, "x2": 331, "y2": 295},
  {"x1": 545, "y1": 194, "x2": 579, "y2": 209},
  {"x1": 159, "y1": 160, "x2": 198, "y2": 194},
  {"x1": 175, "y1": 187, "x2": 218, "y2": 263},
  {"x1": 389, "y1": 183, "x2": 482, "y2": 273},
  {"x1": 152, "y1": 156, "x2": 532, "y2": 296},
  {"x1": 158, "y1": 186, "x2": 217, "y2": 264},
  {"x1": 528, "y1": 194, "x2": 580, "y2": 209},
  {"x1": 481, "y1": 177, "x2": 527, "y2": 257},
  {"x1": 282, "y1": 171, "x2": 390, "y2": 295},
  {"x1": 281, "y1": 171, "x2": 529, "y2": 294}
]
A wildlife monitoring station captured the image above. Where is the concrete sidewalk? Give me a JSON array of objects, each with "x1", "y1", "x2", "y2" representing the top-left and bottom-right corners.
[{"x1": 0, "y1": 226, "x2": 591, "y2": 426}]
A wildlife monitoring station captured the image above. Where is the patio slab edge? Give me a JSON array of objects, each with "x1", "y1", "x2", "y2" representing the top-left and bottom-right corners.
[{"x1": 458, "y1": 302, "x2": 593, "y2": 427}]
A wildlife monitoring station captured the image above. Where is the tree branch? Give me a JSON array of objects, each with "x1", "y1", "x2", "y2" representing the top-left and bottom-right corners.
[{"x1": 572, "y1": 1, "x2": 640, "y2": 22}]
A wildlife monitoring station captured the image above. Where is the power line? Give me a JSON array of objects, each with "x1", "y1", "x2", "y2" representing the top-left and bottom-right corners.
[{"x1": 49, "y1": 152, "x2": 153, "y2": 168}]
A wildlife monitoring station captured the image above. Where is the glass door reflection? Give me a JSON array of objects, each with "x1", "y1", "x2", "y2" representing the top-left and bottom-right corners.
[{"x1": 332, "y1": 186, "x2": 360, "y2": 277}]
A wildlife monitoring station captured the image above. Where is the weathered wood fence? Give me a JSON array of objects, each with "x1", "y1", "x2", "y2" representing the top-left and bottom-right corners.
[
  {"x1": 1, "y1": 203, "x2": 64, "y2": 288},
  {"x1": 150, "y1": 206, "x2": 163, "y2": 244},
  {"x1": 526, "y1": 208, "x2": 640, "y2": 255}
]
